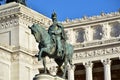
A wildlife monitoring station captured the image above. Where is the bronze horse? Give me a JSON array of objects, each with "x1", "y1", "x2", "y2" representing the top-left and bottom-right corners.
[{"x1": 29, "y1": 24, "x2": 74, "y2": 78}]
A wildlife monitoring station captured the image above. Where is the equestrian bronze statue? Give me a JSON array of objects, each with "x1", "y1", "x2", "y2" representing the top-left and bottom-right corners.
[{"x1": 29, "y1": 12, "x2": 74, "y2": 78}]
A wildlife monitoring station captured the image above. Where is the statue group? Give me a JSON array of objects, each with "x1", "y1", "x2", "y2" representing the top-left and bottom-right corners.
[
  {"x1": 0, "y1": 0, "x2": 26, "y2": 5},
  {"x1": 29, "y1": 12, "x2": 74, "y2": 78}
]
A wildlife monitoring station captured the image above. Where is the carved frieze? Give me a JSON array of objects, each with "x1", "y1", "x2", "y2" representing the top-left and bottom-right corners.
[
  {"x1": 0, "y1": 3, "x2": 51, "y2": 31},
  {"x1": 73, "y1": 46, "x2": 120, "y2": 60},
  {"x1": 0, "y1": 18, "x2": 19, "y2": 30}
]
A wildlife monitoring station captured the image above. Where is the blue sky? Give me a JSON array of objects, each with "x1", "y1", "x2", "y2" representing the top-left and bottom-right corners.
[
  {"x1": 26, "y1": 0, "x2": 120, "y2": 21},
  {"x1": 1, "y1": 0, "x2": 120, "y2": 21}
]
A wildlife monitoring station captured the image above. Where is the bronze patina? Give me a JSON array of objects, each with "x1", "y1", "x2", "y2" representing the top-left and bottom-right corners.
[{"x1": 29, "y1": 12, "x2": 74, "y2": 78}]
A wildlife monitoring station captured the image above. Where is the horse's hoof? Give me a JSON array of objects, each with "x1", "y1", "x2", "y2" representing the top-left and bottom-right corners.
[
  {"x1": 38, "y1": 58, "x2": 41, "y2": 61},
  {"x1": 38, "y1": 59, "x2": 41, "y2": 61}
]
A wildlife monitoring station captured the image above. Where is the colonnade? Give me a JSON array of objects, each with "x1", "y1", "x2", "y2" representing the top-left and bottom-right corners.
[
  {"x1": 68, "y1": 59, "x2": 112, "y2": 80},
  {"x1": 48, "y1": 58, "x2": 113, "y2": 80}
]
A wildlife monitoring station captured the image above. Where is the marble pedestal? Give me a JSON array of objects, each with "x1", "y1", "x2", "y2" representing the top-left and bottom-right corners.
[{"x1": 33, "y1": 74, "x2": 65, "y2": 80}]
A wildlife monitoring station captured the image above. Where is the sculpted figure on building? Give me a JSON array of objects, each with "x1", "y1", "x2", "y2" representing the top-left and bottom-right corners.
[{"x1": 6, "y1": 0, "x2": 26, "y2": 5}]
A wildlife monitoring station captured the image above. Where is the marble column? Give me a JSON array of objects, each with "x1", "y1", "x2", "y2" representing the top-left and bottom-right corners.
[
  {"x1": 83, "y1": 61, "x2": 93, "y2": 80},
  {"x1": 101, "y1": 59, "x2": 111, "y2": 80},
  {"x1": 68, "y1": 65, "x2": 75, "y2": 80}
]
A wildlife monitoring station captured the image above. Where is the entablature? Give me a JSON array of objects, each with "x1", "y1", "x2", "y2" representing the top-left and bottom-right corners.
[
  {"x1": 63, "y1": 12, "x2": 120, "y2": 28},
  {"x1": 0, "y1": 2, "x2": 52, "y2": 28}
]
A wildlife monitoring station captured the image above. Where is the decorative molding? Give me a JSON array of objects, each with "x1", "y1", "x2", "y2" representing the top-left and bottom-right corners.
[
  {"x1": 11, "y1": 52, "x2": 33, "y2": 64},
  {"x1": 62, "y1": 11, "x2": 120, "y2": 26},
  {"x1": 0, "y1": 43, "x2": 13, "y2": 52},
  {"x1": 74, "y1": 46, "x2": 120, "y2": 59},
  {"x1": 74, "y1": 37, "x2": 120, "y2": 49},
  {"x1": 0, "y1": 2, "x2": 52, "y2": 30},
  {"x1": 83, "y1": 61, "x2": 93, "y2": 68},
  {"x1": 0, "y1": 17, "x2": 19, "y2": 30},
  {"x1": 68, "y1": 65, "x2": 75, "y2": 71},
  {"x1": 101, "y1": 58, "x2": 111, "y2": 65}
]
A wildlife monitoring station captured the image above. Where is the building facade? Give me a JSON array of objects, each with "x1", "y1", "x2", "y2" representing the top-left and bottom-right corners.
[{"x1": 0, "y1": 2, "x2": 120, "y2": 80}]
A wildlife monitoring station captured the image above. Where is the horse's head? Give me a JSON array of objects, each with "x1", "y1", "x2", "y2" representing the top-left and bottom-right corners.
[{"x1": 29, "y1": 24, "x2": 41, "y2": 43}]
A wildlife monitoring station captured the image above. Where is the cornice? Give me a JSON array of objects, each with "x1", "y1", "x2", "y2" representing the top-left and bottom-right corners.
[
  {"x1": 0, "y1": 43, "x2": 13, "y2": 52},
  {"x1": 62, "y1": 12, "x2": 120, "y2": 28},
  {"x1": 12, "y1": 46, "x2": 36, "y2": 56},
  {"x1": 0, "y1": 2, "x2": 52, "y2": 27},
  {"x1": 0, "y1": 44, "x2": 12, "y2": 62},
  {"x1": 0, "y1": 43, "x2": 36, "y2": 57}
]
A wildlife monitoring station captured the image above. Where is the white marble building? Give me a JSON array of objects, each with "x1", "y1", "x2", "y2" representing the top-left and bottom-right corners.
[{"x1": 0, "y1": 2, "x2": 120, "y2": 80}]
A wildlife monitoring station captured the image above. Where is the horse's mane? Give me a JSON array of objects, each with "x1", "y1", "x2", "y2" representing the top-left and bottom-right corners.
[
  {"x1": 33, "y1": 24, "x2": 46, "y2": 33},
  {"x1": 34, "y1": 24, "x2": 51, "y2": 42}
]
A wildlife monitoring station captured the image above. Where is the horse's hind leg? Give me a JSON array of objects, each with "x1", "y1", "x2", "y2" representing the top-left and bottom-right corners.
[
  {"x1": 38, "y1": 50, "x2": 42, "y2": 61},
  {"x1": 62, "y1": 57, "x2": 68, "y2": 78},
  {"x1": 43, "y1": 57, "x2": 47, "y2": 73}
]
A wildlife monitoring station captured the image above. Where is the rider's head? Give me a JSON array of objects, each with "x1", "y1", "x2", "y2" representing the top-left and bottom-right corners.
[{"x1": 51, "y1": 12, "x2": 57, "y2": 23}]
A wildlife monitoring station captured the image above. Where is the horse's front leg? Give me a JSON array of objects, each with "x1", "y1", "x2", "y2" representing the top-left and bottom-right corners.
[
  {"x1": 62, "y1": 56, "x2": 68, "y2": 78},
  {"x1": 38, "y1": 47, "x2": 49, "y2": 61},
  {"x1": 43, "y1": 57, "x2": 47, "y2": 73},
  {"x1": 38, "y1": 49, "x2": 43, "y2": 61}
]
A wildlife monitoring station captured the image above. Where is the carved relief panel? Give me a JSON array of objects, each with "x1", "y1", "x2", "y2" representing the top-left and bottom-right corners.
[
  {"x1": 110, "y1": 22, "x2": 120, "y2": 37},
  {"x1": 92, "y1": 25, "x2": 103, "y2": 40},
  {"x1": 75, "y1": 29, "x2": 85, "y2": 43}
]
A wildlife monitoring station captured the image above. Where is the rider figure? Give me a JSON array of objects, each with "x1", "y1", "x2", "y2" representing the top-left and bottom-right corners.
[{"x1": 48, "y1": 12, "x2": 67, "y2": 57}]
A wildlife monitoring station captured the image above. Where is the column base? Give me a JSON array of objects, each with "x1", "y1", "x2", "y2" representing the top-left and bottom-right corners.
[{"x1": 33, "y1": 74, "x2": 65, "y2": 80}]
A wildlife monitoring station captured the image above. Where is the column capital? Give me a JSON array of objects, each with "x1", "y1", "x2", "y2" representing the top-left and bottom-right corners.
[
  {"x1": 83, "y1": 61, "x2": 93, "y2": 68},
  {"x1": 101, "y1": 58, "x2": 111, "y2": 65},
  {"x1": 68, "y1": 64, "x2": 75, "y2": 80},
  {"x1": 101, "y1": 59, "x2": 111, "y2": 80},
  {"x1": 68, "y1": 65, "x2": 76, "y2": 71},
  {"x1": 83, "y1": 61, "x2": 93, "y2": 80},
  {"x1": 119, "y1": 56, "x2": 120, "y2": 59}
]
